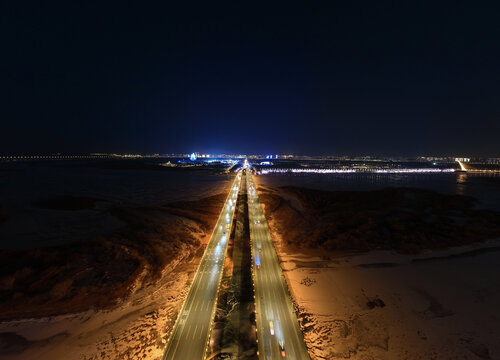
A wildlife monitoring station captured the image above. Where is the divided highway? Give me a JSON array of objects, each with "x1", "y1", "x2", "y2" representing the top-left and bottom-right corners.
[
  {"x1": 247, "y1": 171, "x2": 310, "y2": 360},
  {"x1": 162, "y1": 172, "x2": 242, "y2": 360}
]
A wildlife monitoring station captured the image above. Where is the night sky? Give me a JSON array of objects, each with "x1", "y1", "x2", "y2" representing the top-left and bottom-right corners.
[{"x1": 2, "y1": 1, "x2": 499, "y2": 156}]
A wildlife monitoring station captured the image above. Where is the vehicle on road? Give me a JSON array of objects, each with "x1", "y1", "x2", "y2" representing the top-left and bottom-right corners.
[
  {"x1": 279, "y1": 341, "x2": 286, "y2": 357},
  {"x1": 269, "y1": 320, "x2": 274, "y2": 335}
]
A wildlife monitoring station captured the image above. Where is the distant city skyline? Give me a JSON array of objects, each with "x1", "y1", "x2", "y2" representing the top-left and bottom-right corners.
[{"x1": 2, "y1": 152, "x2": 500, "y2": 162}]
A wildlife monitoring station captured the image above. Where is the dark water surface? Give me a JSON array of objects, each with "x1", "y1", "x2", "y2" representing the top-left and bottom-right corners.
[{"x1": 257, "y1": 172, "x2": 500, "y2": 211}]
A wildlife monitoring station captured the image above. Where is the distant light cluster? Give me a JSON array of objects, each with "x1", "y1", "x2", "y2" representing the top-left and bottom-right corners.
[
  {"x1": 374, "y1": 168, "x2": 455, "y2": 173},
  {"x1": 258, "y1": 168, "x2": 456, "y2": 175},
  {"x1": 259, "y1": 169, "x2": 356, "y2": 174}
]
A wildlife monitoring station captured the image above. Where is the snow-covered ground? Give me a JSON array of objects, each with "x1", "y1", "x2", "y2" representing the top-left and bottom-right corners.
[
  {"x1": 0, "y1": 247, "x2": 199, "y2": 360},
  {"x1": 255, "y1": 173, "x2": 500, "y2": 359},
  {"x1": 0, "y1": 163, "x2": 234, "y2": 359},
  {"x1": 274, "y1": 231, "x2": 500, "y2": 359}
]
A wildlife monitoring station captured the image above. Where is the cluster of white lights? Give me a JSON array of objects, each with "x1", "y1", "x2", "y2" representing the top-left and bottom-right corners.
[
  {"x1": 258, "y1": 168, "x2": 456, "y2": 175},
  {"x1": 259, "y1": 168, "x2": 356, "y2": 174},
  {"x1": 374, "y1": 168, "x2": 455, "y2": 173}
]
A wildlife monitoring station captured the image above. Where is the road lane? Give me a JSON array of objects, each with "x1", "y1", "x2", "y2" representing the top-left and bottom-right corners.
[
  {"x1": 247, "y1": 172, "x2": 310, "y2": 360},
  {"x1": 162, "y1": 172, "x2": 242, "y2": 360}
]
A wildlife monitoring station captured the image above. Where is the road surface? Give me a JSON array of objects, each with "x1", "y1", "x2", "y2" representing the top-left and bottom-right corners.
[
  {"x1": 247, "y1": 171, "x2": 310, "y2": 360},
  {"x1": 162, "y1": 172, "x2": 242, "y2": 360}
]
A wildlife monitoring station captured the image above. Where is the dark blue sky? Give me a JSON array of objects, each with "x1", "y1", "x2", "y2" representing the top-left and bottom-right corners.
[{"x1": 1, "y1": 1, "x2": 499, "y2": 156}]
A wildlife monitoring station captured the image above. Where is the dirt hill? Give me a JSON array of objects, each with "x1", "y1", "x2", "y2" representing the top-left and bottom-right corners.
[
  {"x1": 0, "y1": 193, "x2": 225, "y2": 320},
  {"x1": 258, "y1": 186, "x2": 500, "y2": 253}
]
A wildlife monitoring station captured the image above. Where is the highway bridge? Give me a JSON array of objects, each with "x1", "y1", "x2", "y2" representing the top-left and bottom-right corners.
[{"x1": 162, "y1": 169, "x2": 309, "y2": 359}]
